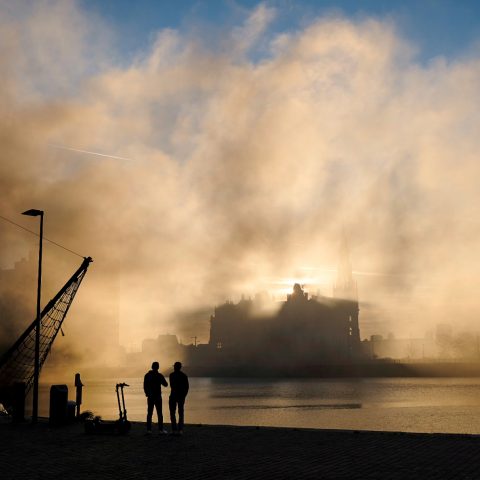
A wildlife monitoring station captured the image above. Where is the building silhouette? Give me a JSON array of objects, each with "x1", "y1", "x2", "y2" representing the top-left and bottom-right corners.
[
  {"x1": 186, "y1": 243, "x2": 362, "y2": 370},
  {"x1": 0, "y1": 255, "x2": 37, "y2": 353}
]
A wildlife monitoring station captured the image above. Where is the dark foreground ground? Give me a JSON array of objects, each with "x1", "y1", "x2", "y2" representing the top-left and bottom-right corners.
[{"x1": 1, "y1": 419, "x2": 479, "y2": 479}]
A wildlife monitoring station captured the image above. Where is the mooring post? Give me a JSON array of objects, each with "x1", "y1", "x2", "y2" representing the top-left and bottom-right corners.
[{"x1": 74, "y1": 373, "x2": 83, "y2": 418}]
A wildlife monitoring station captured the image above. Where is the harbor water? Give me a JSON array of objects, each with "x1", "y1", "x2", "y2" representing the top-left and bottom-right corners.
[{"x1": 36, "y1": 377, "x2": 480, "y2": 434}]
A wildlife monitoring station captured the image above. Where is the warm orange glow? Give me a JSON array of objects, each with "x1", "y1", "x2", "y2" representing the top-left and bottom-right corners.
[{"x1": 1, "y1": 3, "x2": 480, "y2": 367}]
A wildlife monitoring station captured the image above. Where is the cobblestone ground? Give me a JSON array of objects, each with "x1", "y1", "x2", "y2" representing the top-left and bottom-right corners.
[{"x1": 1, "y1": 420, "x2": 479, "y2": 479}]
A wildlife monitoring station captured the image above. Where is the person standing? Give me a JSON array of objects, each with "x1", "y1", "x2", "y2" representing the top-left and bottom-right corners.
[
  {"x1": 143, "y1": 361, "x2": 168, "y2": 434},
  {"x1": 169, "y1": 361, "x2": 189, "y2": 434}
]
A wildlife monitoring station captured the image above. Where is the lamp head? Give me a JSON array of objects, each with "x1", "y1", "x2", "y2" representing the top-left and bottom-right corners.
[{"x1": 22, "y1": 209, "x2": 43, "y2": 217}]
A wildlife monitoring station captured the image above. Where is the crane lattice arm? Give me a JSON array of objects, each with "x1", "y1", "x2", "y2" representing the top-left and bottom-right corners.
[{"x1": 0, "y1": 257, "x2": 92, "y2": 404}]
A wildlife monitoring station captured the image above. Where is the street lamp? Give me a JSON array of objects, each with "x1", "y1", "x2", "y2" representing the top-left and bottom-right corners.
[{"x1": 22, "y1": 209, "x2": 44, "y2": 423}]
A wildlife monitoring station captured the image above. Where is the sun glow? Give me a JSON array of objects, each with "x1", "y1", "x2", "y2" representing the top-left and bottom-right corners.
[{"x1": 267, "y1": 269, "x2": 336, "y2": 298}]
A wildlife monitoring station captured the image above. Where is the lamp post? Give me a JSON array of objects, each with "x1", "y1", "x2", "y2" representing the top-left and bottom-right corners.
[{"x1": 22, "y1": 209, "x2": 44, "y2": 423}]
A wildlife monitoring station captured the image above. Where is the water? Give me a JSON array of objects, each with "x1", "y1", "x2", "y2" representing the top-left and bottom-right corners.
[{"x1": 37, "y1": 377, "x2": 480, "y2": 434}]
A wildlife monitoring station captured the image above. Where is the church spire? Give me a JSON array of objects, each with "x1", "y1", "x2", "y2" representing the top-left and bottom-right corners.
[{"x1": 333, "y1": 231, "x2": 357, "y2": 300}]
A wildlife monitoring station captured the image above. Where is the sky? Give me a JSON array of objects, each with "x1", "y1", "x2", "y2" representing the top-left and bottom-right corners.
[
  {"x1": 80, "y1": 0, "x2": 480, "y2": 62},
  {"x1": 1, "y1": 0, "x2": 480, "y2": 356}
]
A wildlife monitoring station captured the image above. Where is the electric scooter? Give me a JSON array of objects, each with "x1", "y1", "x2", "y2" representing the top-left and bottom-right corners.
[{"x1": 85, "y1": 382, "x2": 131, "y2": 434}]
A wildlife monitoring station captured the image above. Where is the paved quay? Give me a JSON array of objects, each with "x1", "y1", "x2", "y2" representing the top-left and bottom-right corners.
[{"x1": 1, "y1": 419, "x2": 479, "y2": 479}]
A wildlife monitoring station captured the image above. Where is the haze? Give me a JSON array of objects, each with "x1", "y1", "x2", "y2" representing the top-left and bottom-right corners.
[{"x1": 1, "y1": 1, "x2": 480, "y2": 363}]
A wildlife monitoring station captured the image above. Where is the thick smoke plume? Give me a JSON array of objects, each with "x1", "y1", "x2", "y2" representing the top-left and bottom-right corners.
[{"x1": 1, "y1": 1, "x2": 480, "y2": 362}]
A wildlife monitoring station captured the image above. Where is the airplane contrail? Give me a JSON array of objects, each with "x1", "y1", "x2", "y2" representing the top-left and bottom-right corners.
[{"x1": 48, "y1": 143, "x2": 133, "y2": 161}]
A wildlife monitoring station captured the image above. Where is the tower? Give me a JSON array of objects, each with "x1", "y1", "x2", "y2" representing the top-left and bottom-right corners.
[
  {"x1": 333, "y1": 233, "x2": 357, "y2": 301},
  {"x1": 333, "y1": 232, "x2": 361, "y2": 357}
]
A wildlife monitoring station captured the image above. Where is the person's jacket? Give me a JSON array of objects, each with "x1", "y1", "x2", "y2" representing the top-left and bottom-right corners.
[
  {"x1": 143, "y1": 370, "x2": 168, "y2": 398},
  {"x1": 169, "y1": 370, "x2": 189, "y2": 398}
]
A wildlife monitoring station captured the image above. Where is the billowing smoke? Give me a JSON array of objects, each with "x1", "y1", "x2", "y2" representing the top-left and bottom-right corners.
[{"x1": 1, "y1": 1, "x2": 480, "y2": 363}]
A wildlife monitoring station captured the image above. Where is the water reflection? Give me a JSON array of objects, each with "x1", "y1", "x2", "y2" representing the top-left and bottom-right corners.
[
  {"x1": 214, "y1": 403, "x2": 362, "y2": 410},
  {"x1": 32, "y1": 377, "x2": 480, "y2": 434}
]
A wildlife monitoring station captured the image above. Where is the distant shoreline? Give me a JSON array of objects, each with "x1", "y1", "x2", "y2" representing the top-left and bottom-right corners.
[{"x1": 42, "y1": 360, "x2": 480, "y2": 381}]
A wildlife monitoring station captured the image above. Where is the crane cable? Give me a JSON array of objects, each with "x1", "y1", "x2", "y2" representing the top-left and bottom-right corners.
[{"x1": 0, "y1": 213, "x2": 85, "y2": 259}]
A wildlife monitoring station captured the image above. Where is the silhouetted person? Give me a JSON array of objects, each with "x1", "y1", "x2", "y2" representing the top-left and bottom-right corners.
[
  {"x1": 144, "y1": 361, "x2": 168, "y2": 434},
  {"x1": 169, "y1": 361, "x2": 189, "y2": 434}
]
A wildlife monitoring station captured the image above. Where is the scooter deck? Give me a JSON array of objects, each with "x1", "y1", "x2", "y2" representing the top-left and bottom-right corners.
[{"x1": 84, "y1": 419, "x2": 131, "y2": 435}]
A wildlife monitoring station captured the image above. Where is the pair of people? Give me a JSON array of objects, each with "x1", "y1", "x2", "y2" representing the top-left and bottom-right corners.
[{"x1": 143, "y1": 361, "x2": 189, "y2": 434}]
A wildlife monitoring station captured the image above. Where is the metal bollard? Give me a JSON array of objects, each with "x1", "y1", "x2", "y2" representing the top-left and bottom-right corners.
[{"x1": 74, "y1": 373, "x2": 83, "y2": 418}]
